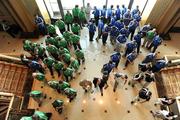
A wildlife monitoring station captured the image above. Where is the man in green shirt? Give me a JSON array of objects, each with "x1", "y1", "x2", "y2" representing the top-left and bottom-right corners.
[
  {"x1": 32, "y1": 72, "x2": 46, "y2": 84},
  {"x1": 32, "y1": 111, "x2": 49, "y2": 120},
  {"x1": 63, "y1": 31, "x2": 73, "y2": 45},
  {"x1": 71, "y1": 23, "x2": 80, "y2": 35},
  {"x1": 43, "y1": 57, "x2": 55, "y2": 78},
  {"x1": 48, "y1": 80, "x2": 59, "y2": 89},
  {"x1": 58, "y1": 38, "x2": 68, "y2": 49},
  {"x1": 63, "y1": 67, "x2": 74, "y2": 82},
  {"x1": 72, "y1": 5, "x2": 80, "y2": 24},
  {"x1": 79, "y1": 7, "x2": 86, "y2": 28},
  {"x1": 53, "y1": 61, "x2": 64, "y2": 77},
  {"x1": 62, "y1": 53, "x2": 71, "y2": 65},
  {"x1": 142, "y1": 28, "x2": 156, "y2": 48},
  {"x1": 23, "y1": 40, "x2": 33, "y2": 53},
  {"x1": 59, "y1": 47, "x2": 70, "y2": 57},
  {"x1": 47, "y1": 24, "x2": 56, "y2": 37},
  {"x1": 75, "y1": 49, "x2": 85, "y2": 65},
  {"x1": 64, "y1": 10, "x2": 73, "y2": 31},
  {"x1": 55, "y1": 19, "x2": 66, "y2": 34},
  {"x1": 70, "y1": 34, "x2": 82, "y2": 50},
  {"x1": 35, "y1": 44, "x2": 46, "y2": 60},
  {"x1": 57, "y1": 81, "x2": 70, "y2": 93},
  {"x1": 29, "y1": 90, "x2": 46, "y2": 107},
  {"x1": 45, "y1": 36, "x2": 57, "y2": 46},
  {"x1": 69, "y1": 58, "x2": 80, "y2": 72},
  {"x1": 64, "y1": 88, "x2": 77, "y2": 102},
  {"x1": 46, "y1": 44, "x2": 59, "y2": 60},
  {"x1": 52, "y1": 99, "x2": 64, "y2": 114},
  {"x1": 20, "y1": 116, "x2": 33, "y2": 120}
]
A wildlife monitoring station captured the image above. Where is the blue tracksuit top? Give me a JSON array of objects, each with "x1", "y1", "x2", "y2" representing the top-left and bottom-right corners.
[
  {"x1": 107, "y1": 9, "x2": 113, "y2": 18},
  {"x1": 141, "y1": 25, "x2": 151, "y2": 32},
  {"x1": 155, "y1": 60, "x2": 166, "y2": 70},
  {"x1": 103, "y1": 63, "x2": 115, "y2": 73},
  {"x1": 123, "y1": 12, "x2": 131, "y2": 19},
  {"x1": 127, "y1": 52, "x2": 136, "y2": 62},
  {"x1": 88, "y1": 23, "x2": 96, "y2": 32},
  {"x1": 111, "y1": 53, "x2": 121, "y2": 62},
  {"x1": 29, "y1": 61, "x2": 41, "y2": 69},
  {"x1": 121, "y1": 7, "x2": 127, "y2": 15},
  {"x1": 110, "y1": 16, "x2": 116, "y2": 26},
  {"x1": 116, "y1": 34, "x2": 127, "y2": 43},
  {"x1": 134, "y1": 34, "x2": 141, "y2": 43},
  {"x1": 93, "y1": 9, "x2": 100, "y2": 17},
  {"x1": 143, "y1": 53, "x2": 156, "y2": 63},
  {"x1": 110, "y1": 27, "x2": 119, "y2": 37},
  {"x1": 101, "y1": 9, "x2": 106, "y2": 17},
  {"x1": 98, "y1": 20, "x2": 104, "y2": 30},
  {"x1": 120, "y1": 28, "x2": 129, "y2": 37},
  {"x1": 128, "y1": 20, "x2": 139, "y2": 31},
  {"x1": 115, "y1": 8, "x2": 121, "y2": 19},
  {"x1": 126, "y1": 42, "x2": 137, "y2": 51},
  {"x1": 133, "y1": 14, "x2": 141, "y2": 22},
  {"x1": 131, "y1": 8, "x2": 140, "y2": 16},
  {"x1": 152, "y1": 35, "x2": 162, "y2": 46},
  {"x1": 114, "y1": 21, "x2": 124, "y2": 30},
  {"x1": 105, "y1": 25, "x2": 111, "y2": 32}
]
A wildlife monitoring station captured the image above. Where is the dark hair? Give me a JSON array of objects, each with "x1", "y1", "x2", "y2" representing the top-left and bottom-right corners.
[{"x1": 125, "y1": 75, "x2": 128, "y2": 79}]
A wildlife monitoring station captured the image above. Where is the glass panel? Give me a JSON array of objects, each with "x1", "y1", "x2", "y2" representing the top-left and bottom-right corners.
[
  {"x1": 131, "y1": 0, "x2": 147, "y2": 13},
  {"x1": 61, "y1": 0, "x2": 83, "y2": 10},
  {"x1": 107, "y1": 0, "x2": 130, "y2": 9},
  {"x1": 84, "y1": 0, "x2": 106, "y2": 9}
]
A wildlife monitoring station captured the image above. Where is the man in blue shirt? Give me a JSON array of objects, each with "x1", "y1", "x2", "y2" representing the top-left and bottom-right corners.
[
  {"x1": 92, "y1": 6, "x2": 100, "y2": 26},
  {"x1": 148, "y1": 35, "x2": 163, "y2": 53},
  {"x1": 150, "y1": 59, "x2": 167, "y2": 73},
  {"x1": 102, "y1": 24, "x2": 110, "y2": 45},
  {"x1": 101, "y1": 5, "x2": 107, "y2": 23},
  {"x1": 121, "y1": 4, "x2": 127, "y2": 19},
  {"x1": 114, "y1": 19, "x2": 124, "y2": 31},
  {"x1": 96, "y1": 17, "x2": 104, "y2": 41},
  {"x1": 110, "y1": 13, "x2": 116, "y2": 26},
  {"x1": 134, "y1": 32, "x2": 142, "y2": 54},
  {"x1": 107, "y1": 5, "x2": 114, "y2": 24},
  {"x1": 123, "y1": 9, "x2": 131, "y2": 26},
  {"x1": 28, "y1": 60, "x2": 45, "y2": 73},
  {"x1": 110, "y1": 26, "x2": 119, "y2": 45},
  {"x1": 124, "y1": 40, "x2": 137, "y2": 57},
  {"x1": 88, "y1": 19, "x2": 96, "y2": 41},
  {"x1": 35, "y1": 14, "x2": 46, "y2": 35},
  {"x1": 133, "y1": 13, "x2": 141, "y2": 22},
  {"x1": 125, "y1": 51, "x2": 137, "y2": 67},
  {"x1": 131, "y1": 6, "x2": 140, "y2": 18},
  {"x1": 102, "y1": 61, "x2": 116, "y2": 75},
  {"x1": 120, "y1": 27, "x2": 130, "y2": 37},
  {"x1": 110, "y1": 52, "x2": 121, "y2": 68},
  {"x1": 128, "y1": 19, "x2": 139, "y2": 41},
  {"x1": 142, "y1": 53, "x2": 157, "y2": 64},
  {"x1": 140, "y1": 24, "x2": 152, "y2": 38},
  {"x1": 115, "y1": 34, "x2": 127, "y2": 52},
  {"x1": 115, "y1": 5, "x2": 121, "y2": 20}
]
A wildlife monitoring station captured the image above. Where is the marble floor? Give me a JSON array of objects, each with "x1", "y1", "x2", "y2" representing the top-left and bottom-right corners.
[{"x1": 0, "y1": 29, "x2": 180, "y2": 120}]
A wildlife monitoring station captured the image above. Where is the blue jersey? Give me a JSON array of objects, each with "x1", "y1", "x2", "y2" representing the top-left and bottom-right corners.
[
  {"x1": 110, "y1": 27, "x2": 119, "y2": 37},
  {"x1": 116, "y1": 34, "x2": 127, "y2": 43},
  {"x1": 88, "y1": 22, "x2": 96, "y2": 32},
  {"x1": 98, "y1": 20, "x2": 104, "y2": 30},
  {"x1": 107, "y1": 9, "x2": 113, "y2": 18},
  {"x1": 121, "y1": 7, "x2": 127, "y2": 16},
  {"x1": 126, "y1": 42, "x2": 137, "y2": 51},
  {"x1": 103, "y1": 63, "x2": 115, "y2": 73},
  {"x1": 127, "y1": 52, "x2": 137, "y2": 62},
  {"x1": 93, "y1": 9, "x2": 100, "y2": 17},
  {"x1": 141, "y1": 25, "x2": 151, "y2": 33},
  {"x1": 128, "y1": 20, "x2": 139, "y2": 31},
  {"x1": 131, "y1": 8, "x2": 140, "y2": 17},
  {"x1": 29, "y1": 61, "x2": 41, "y2": 69},
  {"x1": 110, "y1": 16, "x2": 116, "y2": 26},
  {"x1": 111, "y1": 53, "x2": 121, "y2": 62},
  {"x1": 123, "y1": 12, "x2": 131, "y2": 19},
  {"x1": 114, "y1": 21, "x2": 124, "y2": 30},
  {"x1": 115, "y1": 8, "x2": 121, "y2": 19},
  {"x1": 134, "y1": 33, "x2": 141, "y2": 43},
  {"x1": 133, "y1": 14, "x2": 141, "y2": 22},
  {"x1": 143, "y1": 53, "x2": 156, "y2": 63},
  {"x1": 101, "y1": 9, "x2": 106, "y2": 17},
  {"x1": 104, "y1": 25, "x2": 111, "y2": 32},
  {"x1": 152, "y1": 35, "x2": 162, "y2": 46},
  {"x1": 120, "y1": 28, "x2": 129, "y2": 37},
  {"x1": 155, "y1": 60, "x2": 166, "y2": 70}
]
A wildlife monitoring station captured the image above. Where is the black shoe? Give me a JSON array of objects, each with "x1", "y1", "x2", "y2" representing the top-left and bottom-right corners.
[
  {"x1": 131, "y1": 101, "x2": 134, "y2": 104},
  {"x1": 113, "y1": 89, "x2": 115, "y2": 92}
]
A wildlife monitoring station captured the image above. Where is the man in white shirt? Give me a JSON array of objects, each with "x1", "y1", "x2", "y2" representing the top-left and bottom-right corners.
[
  {"x1": 85, "y1": 3, "x2": 92, "y2": 22},
  {"x1": 113, "y1": 72, "x2": 128, "y2": 92}
]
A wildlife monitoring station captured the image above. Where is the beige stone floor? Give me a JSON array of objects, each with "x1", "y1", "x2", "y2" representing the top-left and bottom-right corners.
[{"x1": 0, "y1": 30, "x2": 180, "y2": 120}]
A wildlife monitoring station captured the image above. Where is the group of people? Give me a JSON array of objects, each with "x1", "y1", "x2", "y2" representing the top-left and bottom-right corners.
[{"x1": 21, "y1": 3, "x2": 178, "y2": 120}]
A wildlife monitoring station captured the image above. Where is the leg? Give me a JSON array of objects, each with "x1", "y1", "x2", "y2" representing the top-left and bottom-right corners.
[
  {"x1": 77, "y1": 43, "x2": 82, "y2": 50},
  {"x1": 142, "y1": 38, "x2": 148, "y2": 47},
  {"x1": 152, "y1": 46, "x2": 157, "y2": 53},
  {"x1": 73, "y1": 43, "x2": 77, "y2": 50},
  {"x1": 113, "y1": 81, "x2": 119, "y2": 92},
  {"x1": 49, "y1": 66, "x2": 54, "y2": 77},
  {"x1": 137, "y1": 42, "x2": 140, "y2": 53},
  {"x1": 115, "y1": 61, "x2": 120, "y2": 68},
  {"x1": 100, "y1": 87, "x2": 103, "y2": 96},
  {"x1": 130, "y1": 29, "x2": 135, "y2": 41},
  {"x1": 125, "y1": 60, "x2": 129, "y2": 67}
]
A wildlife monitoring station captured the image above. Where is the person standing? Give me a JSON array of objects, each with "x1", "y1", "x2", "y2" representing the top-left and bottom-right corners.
[
  {"x1": 63, "y1": 67, "x2": 74, "y2": 82},
  {"x1": 85, "y1": 3, "x2": 92, "y2": 22},
  {"x1": 114, "y1": 19, "x2": 124, "y2": 31},
  {"x1": 128, "y1": 19, "x2": 139, "y2": 41},
  {"x1": 71, "y1": 23, "x2": 81, "y2": 35},
  {"x1": 88, "y1": 19, "x2": 96, "y2": 41},
  {"x1": 47, "y1": 24, "x2": 56, "y2": 37},
  {"x1": 79, "y1": 7, "x2": 86, "y2": 28},
  {"x1": 74, "y1": 49, "x2": 85, "y2": 65},
  {"x1": 115, "y1": 5, "x2": 121, "y2": 20},
  {"x1": 123, "y1": 10, "x2": 131, "y2": 26},
  {"x1": 55, "y1": 19, "x2": 66, "y2": 34},
  {"x1": 124, "y1": 40, "x2": 137, "y2": 57},
  {"x1": 110, "y1": 52, "x2": 121, "y2": 68},
  {"x1": 96, "y1": 17, "x2": 104, "y2": 41},
  {"x1": 92, "y1": 6, "x2": 100, "y2": 26},
  {"x1": 148, "y1": 35, "x2": 163, "y2": 53},
  {"x1": 53, "y1": 61, "x2": 64, "y2": 77},
  {"x1": 113, "y1": 73, "x2": 128, "y2": 92},
  {"x1": 70, "y1": 34, "x2": 82, "y2": 50},
  {"x1": 64, "y1": 11, "x2": 73, "y2": 31},
  {"x1": 124, "y1": 51, "x2": 137, "y2": 68},
  {"x1": 150, "y1": 59, "x2": 167, "y2": 73},
  {"x1": 35, "y1": 15, "x2": 46, "y2": 35},
  {"x1": 115, "y1": 34, "x2": 127, "y2": 52},
  {"x1": 101, "y1": 5, "x2": 107, "y2": 23},
  {"x1": 101, "y1": 61, "x2": 116, "y2": 75},
  {"x1": 32, "y1": 72, "x2": 47, "y2": 84},
  {"x1": 101, "y1": 24, "x2": 109, "y2": 45},
  {"x1": 43, "y1": 57, "x2": 55, "y2": 78},
  {"x1": 142, "y1": 52, "x2": 157, "y2": 64},
  {"x1": 133, "y1": 32, "x2": 142, "y2": 54},
  {"x1": 29, "y1": 90, "x2": 46, "y2": 107},
  {"x1": 72, "y1": 5, "x2": 80, "y2": 24},
  {"x1": 110, "y1": 26, "x2": 119, "y2": 45},
  {"x1": 121, "y1": 4, "x2": 127, "y2": 19},
  {"x1": 46, "y1": 44, "x2": 59, "y2": 60},
  {"x1": 107, "y1": 5, "x2": 114, "y2": 24}
]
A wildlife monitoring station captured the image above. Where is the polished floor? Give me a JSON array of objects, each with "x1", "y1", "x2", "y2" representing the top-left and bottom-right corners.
[{"x1": 0, "y1": 29, "x2": 180, "y2": 120}]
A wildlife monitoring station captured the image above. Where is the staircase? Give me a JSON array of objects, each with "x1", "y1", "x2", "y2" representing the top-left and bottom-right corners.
[
  {"x1": 0, "y1": 96, "x2": 11, "y2": 120},
  {"x1": 0, "y1": 61, "x2": 29, "y2": 96}
]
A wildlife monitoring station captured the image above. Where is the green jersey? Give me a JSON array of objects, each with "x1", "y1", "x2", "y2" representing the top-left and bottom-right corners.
[
  {"x1": 64, "y1": 88, "x2": 77, "y2": 96},
  {"x1": 64, "y1": 13, "x2": 73, "y2": 24},
  {"x1": 63, "y1": 31, "x2": 72, "y2": 43},
  {"x1": 75, "y1": 50, "x2": 84, "y2": 59},
  {"x1": 79, "y1": 10, "x2": 86, "y2": 20},
  {"x1": 63, "y1": 53, "x2": 71, "y2": 63},
  {"x1": 23, "y1": 40, "x2": 32, "y2": 51},
  {"x1": 52, "y1": 100, "x2": 64, "y2": 107},
  {"x1": 20, "y1": 116, "x2": 33, "y2": 120},
  {"x1": 46, "y1": 45, "x2": 59, "y2": 54},
  {"x1": 48, "y1": 80, "x2": 59, "y2": 89},
  {"x1": 71, "y1": 24, "x2": 80, "y2": 34},
  {"x1": 70, "y1": 59, "x2": 79, "y2": 70},
  {"x1": 53, "y1": 61, "x2": 64, "y2": 70},
  {"x1": 63, "y1": 67, "x2": 73, "y2": 76},
  {"x1": 70, "y1": 34, "x2": 80, "y2": 44},
  {"x1": 34, "y1": 72, "x2": 45, "y2": 81},
  {"x1": 37, "y1": 45, "x2": 45, "y2": 56},
  {"x1": 55, "y1": 20, "x2": 65, "y2": 30},
  {"x1": 147, "y1": 31, "x2": 155, "y2": 40},
  {"x1": 58, "y1": 39, "x2": 68, "y2": 48},
  {"x1": 59, "y1": 48, "x2": 70, "y2": 55},
  {"x1": 72, "y1": 7, "x2": 80, "y2": 17},
  {"x1": 33, "y1": 111, "x2": 48, "y2": 120},
  {"x1": 30, "y1": 90, "x2": 43, "y2": 98},
  {"x1": 58, "y1": 81, "x2": 70, "y2": 90},
  {"x1": 47, "y1": 24, "x2": 56, "y2": 34},
  {"x1": 45, "y1": 37, "x2": 57, "y2": 45},
  {"x1": 43, "y1": 57, "x2": 55, "y2": 67}
]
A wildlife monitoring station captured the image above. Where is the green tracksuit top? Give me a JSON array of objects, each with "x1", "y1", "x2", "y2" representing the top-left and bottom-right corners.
[
  {"x1": 71, "y1": 24, "x2": 80, "y2": 34},
  {"x1": 70, "y1": 34, "x2": 80, "y2": 44},
  {"x1": 72, "y1": 7, "x2": 80, "y2": 17},
  {"x1": 70, "y1": 59, "x2": 80, "y2": 70},
  {"x1": 55, "y1": 20, "x2": 65, "y2": 30},
  {"x1": 34, "y1": 72, "x2": 45, "y2": 81},
  {"x1": 29, "y1": 90, "x2": 43, "y2": 98},
  {"x1": 63, "y1": 67, "x2": 73, "y2": 76},
  {"x1": 79, "y1": 10, "x2": 86, "y2": 20},
  {"x1": 75, "y1": 50, "x2": 84, "y2": 59},
  {"x1": 46, "y1": 45, "x2": 59, "y2": 54},
  {"x1": 43, "y1": 57, "x2": 55, "y2": 67},
  {"x1": 64, "y1": 13, "x2": 73, "y2": 24},
  {"x1": 47, "y1": 24, "x2": 56, "y2": 34},
  {"x1": 53, "y1": 61, "x2": 64, "y2": 70},
  {"x1": 33, "y1": 111, "x2": 48, "y2": 120},
  {"x1": 58, "y1": 39, "x2": 68, "y2": 48},
  {"x1": 63, "y1": 53, "x2": 71, "y2": 63}
]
